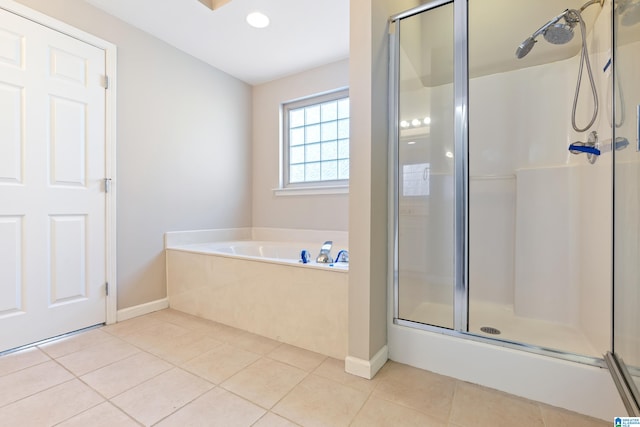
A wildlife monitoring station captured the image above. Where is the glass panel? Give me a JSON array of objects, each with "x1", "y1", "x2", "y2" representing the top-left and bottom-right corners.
[
  {"x1": 321, "y1": 121, "x2": 338, "y2": 141},
  {"x1": 305, "y1": 162, "x2": 320, "y2": 181},
  {"x1": 321, "y1": 141, "x2": 338, "y2": 160},
  {"x1": 321, "y1": 161, "x2": 338, "y2": 180},
  {"x1": 338, "y1": 138, "x2": 349, "y2": 159},
  {"x1": 290, "y1": 164, "x2": 304, "y2": 183},
  {"x1": 321, "y1": 101, "x2": 338, "y2": 121},
  {"x1": 305, "y1": 105, "x2": 320, "y2": 124},
  {"x1": 338, "y1": 98, "x2": 349, "y2": 119},
  {"x1": 466, "y1": 0, "x2": 611, "y2": 357},
  {"x1": 306, "y1": 125, "x2": 320, "y2": 143},
  {"x1": 290, "y1": 128, "x2": 304, "y2": 146},
  {"x1": 338, "y1": 119, "x2": 349, "y2": 139},
  {"x1": 396, "y1": 2, "x2": 455, "y2": 329},
  {"x1": 305, "y1": 143, "x2": 320, "y2": 162},
  {"x1": 613, "y1": 0, "x2": 640, "y2": 399},
  {"x1": 290, "y1": 108, "x2": 305, "y2": 128},
  {"x1": 338, "y1": 159, "x2": 349, "y2": 180},
  {"x1": 290, "y1": 146, "x2": 304, "y2": 164}
]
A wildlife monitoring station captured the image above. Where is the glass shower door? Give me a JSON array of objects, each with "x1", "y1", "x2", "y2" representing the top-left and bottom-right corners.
[
  {"x1": 394, "y1": 1, "x2": 456, "y2": 329},
  {"x1": 607, "y1": 0, "x2": 640, "y2": 415}
]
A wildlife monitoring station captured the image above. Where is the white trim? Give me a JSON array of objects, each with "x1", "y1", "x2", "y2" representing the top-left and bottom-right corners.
[
  {"x1": 117, "y1": 298, "x2": 169, "y2": 322},
  {"x1": 345, "y1": 345, "x2": 389, "y2": 379},
  {"x1": 273, "y1": 185, "x2": 349, "y2": 196},
  {"x1": 0, "y1": 0, "x2": 119, "y2": 325}
]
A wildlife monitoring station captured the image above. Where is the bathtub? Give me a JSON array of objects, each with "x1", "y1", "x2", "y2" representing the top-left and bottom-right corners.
[{"x1": 166, "y1": 237, "x2": 348, "y2": 359}]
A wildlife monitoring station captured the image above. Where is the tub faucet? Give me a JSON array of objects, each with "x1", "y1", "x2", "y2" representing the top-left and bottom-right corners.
[{"x1": 316, "y1": 241, "x2": 333, "y2": 263}]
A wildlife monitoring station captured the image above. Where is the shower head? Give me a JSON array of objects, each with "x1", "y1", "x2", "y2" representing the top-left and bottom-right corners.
[
  {"x1": 543, "y1": 22, "x2": 575, "y2": 44},
  {"x1": 515, "y1": 10, "x2": 570, "y2": 58},
  {"x1": 515, "y1": 37, "x2": 537, "y2": 59}
]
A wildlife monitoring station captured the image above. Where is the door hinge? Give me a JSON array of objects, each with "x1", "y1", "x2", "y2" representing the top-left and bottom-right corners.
[
  {"x1": 102, "y1": 75, "x2": 109, "y2": 89},
  {"x1": 105, "y1": 282, "x2": 109, "y2": 296},
  {"x1": 104, "y1": 178, "x2": 112, "y2": 193}
]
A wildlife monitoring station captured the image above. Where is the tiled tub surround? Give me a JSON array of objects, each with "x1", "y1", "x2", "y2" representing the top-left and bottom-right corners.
[{"x1": 166, "y1": 229, "x2": 348, "y2": 359}]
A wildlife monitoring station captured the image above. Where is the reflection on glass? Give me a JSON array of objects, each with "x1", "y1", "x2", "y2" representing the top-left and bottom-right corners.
[{"x1": 396, "y1": 2, "x2": 454, "y2": 329}]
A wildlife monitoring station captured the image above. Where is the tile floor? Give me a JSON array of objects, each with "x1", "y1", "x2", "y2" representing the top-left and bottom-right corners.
[{"x1": 0, "y1": 309, "x2": 610, "y2": 426}]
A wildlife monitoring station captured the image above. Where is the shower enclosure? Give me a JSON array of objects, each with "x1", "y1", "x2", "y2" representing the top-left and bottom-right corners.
[{"x1": 390, "y1": 0, "x2": 640, "y2": 413}]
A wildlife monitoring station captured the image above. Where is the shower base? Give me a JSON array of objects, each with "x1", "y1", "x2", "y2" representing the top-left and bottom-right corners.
[{"x1": 403, "y1": 300, "x2": 601, "y2": 358}]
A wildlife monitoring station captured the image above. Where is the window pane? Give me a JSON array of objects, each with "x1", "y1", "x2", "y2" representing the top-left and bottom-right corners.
[
  {"x1": 290, "y1": 146, "x2": 304, "y2": 164},
  {"x1": 321, "y1": 141, "x2": 338, "y2": 160},
  {"x1": 321, "y1": 161, "x2": 338, "y2": 180},
  {"x1": 321, "y1": 121, "x2": 337, "y2": 141},
  {"x1": 290, "y1": 108, "x2": 305, "y2": 128},
  {"x1": 338, "y1": 159, "x2": 349, "y2": 180},
  {"x1": 306, "y1": 125, "x2": 320, "y2": 143},
  {"x1": 291, "y1": 128, "x2": 304, "y2": 146},
  {"x1": 290, "y1": 164, "x2": 304, "y2": 183},
  {"x1": 338, "y1": 139, "x2": 349, "y2": 159},
  {"x1": 321, "y1": 101, "x2": 337, "y2": 121},
  {"x1": 338, "y1": 119, "x2": 349, "y2": 139},
  {"x1": 338, "y1": 98, "x2": 349, "y2": 119},
  {"x1": 306, "y1": 143, "x2": 320, "y2": 162},
  {"x1": 305, "y1": 105, "x2": 320, "y2": 124},
  {"x1": 305, "y1": 162, "x2": 320, "y2": 181}
]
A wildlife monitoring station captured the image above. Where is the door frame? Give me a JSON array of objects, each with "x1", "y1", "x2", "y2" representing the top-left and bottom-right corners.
[{"x1": 0, "y1": 0, "x2": 117, "y2": 324}]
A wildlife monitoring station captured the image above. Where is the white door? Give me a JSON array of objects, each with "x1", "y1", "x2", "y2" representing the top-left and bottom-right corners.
[{"x1": 0, "y1": 8, "x2": 107, "y2": 352}]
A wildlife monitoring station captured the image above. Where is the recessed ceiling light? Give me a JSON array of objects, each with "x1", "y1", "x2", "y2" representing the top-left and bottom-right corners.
[{"x1": 246, "y1": 11, "x2": 270, "y2": 28}]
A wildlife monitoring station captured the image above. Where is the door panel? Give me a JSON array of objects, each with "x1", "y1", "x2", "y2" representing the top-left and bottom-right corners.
[{"x1": 0, "y1": 8, "x2": 106, "y2": 352}]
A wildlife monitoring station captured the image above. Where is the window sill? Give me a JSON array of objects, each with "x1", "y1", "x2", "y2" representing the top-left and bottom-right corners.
[{"x1": 273, "y1": 185, "x2": 349, "y2": 197}]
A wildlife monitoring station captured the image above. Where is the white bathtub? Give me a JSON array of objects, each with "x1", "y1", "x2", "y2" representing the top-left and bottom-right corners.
[
  {"x1": 174, "y1": 241, "x2": 348, "y2": 271},
  {"x1": 166, "y1": 238, "x2": 348, "y2": 359}
]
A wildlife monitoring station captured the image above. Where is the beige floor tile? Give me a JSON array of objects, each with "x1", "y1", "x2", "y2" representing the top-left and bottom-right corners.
[
  {"x1": 351, "y1": 396, "x2": 448, "y2": 427},
  {"x1": 228, "y1": 331, "x2": 282, "y2": 355},
  {"x1": 267, "y1": 344, "x2": 327, "y2": 372},
  {"x1": 203, "y1": 321, "x2": 248, "y2": 343},
  {"x1": 0, "y1": 379, "x2": 104, "y2": 426},
  {"x1": 253, "y1": 412, "x2": 300, "y2": 426},
  {"x1": 38, "y1": 328, "x2": 114, "y2": 359},
  {"x1": 182, "y1": 343, "x2": 261, "y2": 384},
  {"x1": 111, "y1": 367, "x2": 213, "y2": 426},
  {"x1": 149, "y1": 308, "x2": 219, "y2": 332},
  {"x1": 57, "y1": 401, "x2": 139, "y2": 427},
  {"x1": 540, "y1": 404, "x2": 609, "y2": 427},
  {"x1": 145, "y1": 331, "x2": 223, "y2": 364},
  {"x1": 222, "y1": 357, "x2": 307, "y2": 409},
  {"x1": 272, "y1": 374, "x2": 368, "y2": 427},
  {"x1": 0, "y1": 360, "x2": 74, "y2": 407},
  {"x1": 312, "y1": 357, "x2": 378, "y2": 394},
  {"x1": 101, "y1": 314, "x2": 162, "y2": 337},
  {"x1": 80, "y1": 351, "x2": 173, "y2": 398},
  {"x1": 155, "y1": 387, "x2": 266, "y2": 427},
  {"x1": 449, "y1": 382, "x2": 544, "y2": 427},
  {"x1": 372, "y1": 362, "x2": 456, "y2": 421},
  {"x1": 116, "y1": 320, "x2": 191, "y2": 350},
  {"x1": 55, "y1": 337, "x2": 140, "y2": 376},
  {"x1": 0, "y1": 347, "x2": 50, "y2": 377}
]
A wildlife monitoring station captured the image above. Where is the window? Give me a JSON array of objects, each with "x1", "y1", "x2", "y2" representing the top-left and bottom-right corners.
[{"x1": 282, "y1": 89, "x2": 349, "y2": 189}]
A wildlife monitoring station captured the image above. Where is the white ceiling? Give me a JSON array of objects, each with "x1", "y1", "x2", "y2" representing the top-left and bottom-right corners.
[
  {"x1": 83, "y1": 0, "x2": 613, "y2": 87},
  {"x1": 84, "y1": 0, "x2": 350, "y2": 85}
]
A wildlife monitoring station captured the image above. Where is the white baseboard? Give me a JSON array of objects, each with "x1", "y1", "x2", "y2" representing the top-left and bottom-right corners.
[
  {"x1": 345, "y1": 345, "x2": 389, "y2": 379},
  {"x1": 116, "y1": 298, "x2": 169, "y2": 322}
]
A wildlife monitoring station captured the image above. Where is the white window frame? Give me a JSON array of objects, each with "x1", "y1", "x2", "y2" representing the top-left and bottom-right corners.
[{"x1": 277, "y1": 88, "x2": 349, "y2": 196}]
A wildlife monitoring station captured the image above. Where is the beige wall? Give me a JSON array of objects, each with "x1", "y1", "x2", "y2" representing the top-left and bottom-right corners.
[
  {"x1": 251, "y1": 60, "x2": 349, "y2": 231},
  {"x1": 16, "y1": 0, "x2": 253, "y2": 310},
  {"x1": 348, "y1": 0, "x2": 420, "y2": 364}
]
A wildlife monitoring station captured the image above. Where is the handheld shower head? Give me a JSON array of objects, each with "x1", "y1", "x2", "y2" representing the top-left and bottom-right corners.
[{"x1": 515, "y1": 37, "x2": 537, "y2": 59}]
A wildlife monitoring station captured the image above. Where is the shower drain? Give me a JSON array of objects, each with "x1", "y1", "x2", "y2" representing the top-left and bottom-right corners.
[{"x1": 480, "y1": 326, "x2": 501, "y2": 335}]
